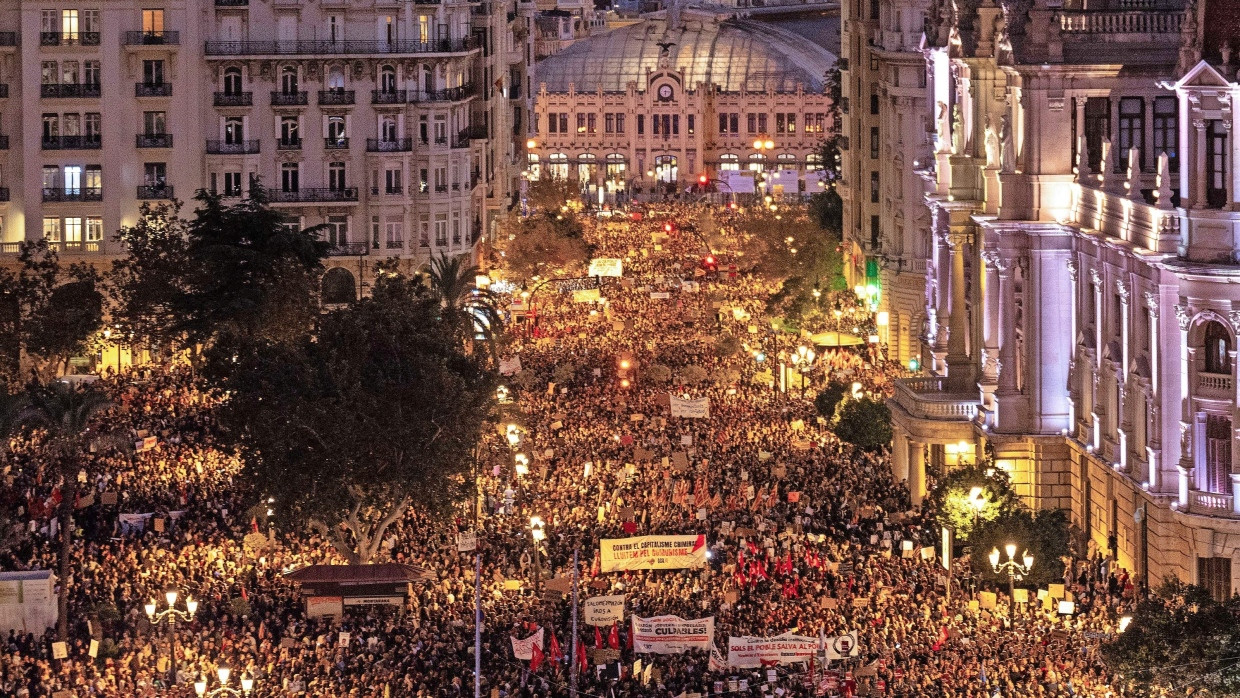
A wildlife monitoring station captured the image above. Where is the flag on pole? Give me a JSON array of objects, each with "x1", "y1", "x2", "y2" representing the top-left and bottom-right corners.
[
  {"x1": 577, "y1": 637, "x2": 589, "y2": 673},
  {"x1": 531, "y1": 643, "x2": 545, "y2": 672},
  {"x1": 608, "y1": 623, "x2": 620, "y2": 650}
]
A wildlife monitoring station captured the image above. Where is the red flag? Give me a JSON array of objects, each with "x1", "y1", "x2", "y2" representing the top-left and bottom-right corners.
[
  {"x1": 251, "y1": 517, "x2": 259, "y2": 533},
  {"x1": 625, "y1": 624, "x2": 633, "y2": 650},
  {"x1": 595, "y1": 626, "x2": 603, "y2": 649},
  {"x1": 240, "y1": 586, "x2": 248, "y2": 601},
  {"x1": 530, "y1": 643, "x2": 545, "y2": 672},
  {"x1": 549, "y1": 632, "x2": 564, "y2": 667},
  {"x1": 608, "y1": 623, "x2": 620, "y2": 650},
  {"x1": 577, "y1": 638, "x2": 589, "y2": 673}
]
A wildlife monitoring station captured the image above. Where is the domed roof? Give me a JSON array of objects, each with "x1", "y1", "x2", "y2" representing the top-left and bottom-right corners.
[{"x1": 536, "y1": 16, "x2": 837, "y2": 94}]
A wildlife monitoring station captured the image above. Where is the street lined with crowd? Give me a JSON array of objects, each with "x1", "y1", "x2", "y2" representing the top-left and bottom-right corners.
[{"x1": 0, "y1": 203, "x2": 1136, "y2": 697}]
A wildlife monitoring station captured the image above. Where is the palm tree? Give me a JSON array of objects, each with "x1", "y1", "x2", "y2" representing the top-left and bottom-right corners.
[
  {"x1": 19, "y1": 380, "x2": 111, "y2": 640},
  {"x1": 427, "y1": 253, "x2": 504, "y2": 363},
  {"x1": 0, "y1": 388, "x2": 30, "y2": 556}
]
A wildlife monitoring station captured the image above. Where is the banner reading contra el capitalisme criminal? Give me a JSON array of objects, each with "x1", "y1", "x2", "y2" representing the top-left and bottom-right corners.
[{"x1": 599, "y1": 534, "x2": 707, "y2": 572}]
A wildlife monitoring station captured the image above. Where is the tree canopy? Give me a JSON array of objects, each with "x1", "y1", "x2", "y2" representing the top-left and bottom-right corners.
[
  {"x1": 211, "y1": 272, "x2": 495, "y2": 564},
  {"x1": 925, "y1": 460, "x2": 1021, "y2": 542},
  {"x1": 832, "y1": 397, "x2": 892, "y2": 452}
]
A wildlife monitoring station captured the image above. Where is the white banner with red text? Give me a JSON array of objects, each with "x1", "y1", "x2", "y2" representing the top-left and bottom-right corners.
[
  {"x1": 599, "y1": 534, "x2": 708, "y2": 573},
  {"x1": 631, "y1": 615, "x2": 714, "y2": 654}
]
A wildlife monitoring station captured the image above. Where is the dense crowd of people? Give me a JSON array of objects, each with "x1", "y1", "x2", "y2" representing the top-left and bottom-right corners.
[{"x1": 0, "y1": 202, "x2": 1138, "y2": 697}]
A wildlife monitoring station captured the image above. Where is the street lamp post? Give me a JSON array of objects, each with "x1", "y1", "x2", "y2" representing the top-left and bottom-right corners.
[
  {"x1": 194, "y1": 667, "x2": 254, "y2": 697},
  {"x1": 789, "y1": 345, "x2": 816, "y2": 398},
  {"x1": 989, "y1": 544, "x2": 1034, "y2": 616},
  {"x1": 529, "y1": 516, "x2": 546, "y2": 594},
  {"x1": 145, "y1": 590, "x2": 197, "y2": 687},
  {"x1": 968, "y1": 486, "x2": 986, "y2": 532}
]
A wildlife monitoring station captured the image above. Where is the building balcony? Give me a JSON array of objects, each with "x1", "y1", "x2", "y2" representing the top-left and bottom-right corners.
[
  {"x1": 271, "y1": 91, "x2": 308, "y2": 106},
  {"x1": 1059, "y1": 9, "x2": 1181, "y2": 35},
  {"x1": 0, "y1": 33, "x2": 17, "y2": 47},
  {"x1": 124, "y1": 30, "x2": 180, "y2": 45},
  {"x1": 326, "y1": 242, "x2": 369, "y2": 256},
  {"x1": 40, "y1": 32, "x2": 100, "y2": 46},
  {"x1": 136, "y1": 133, "x2": 173, "y2": 148},
  {"x1": 318, "y1": 89, "x2": 355, "y2": 106},
  {"x1": 1073, "y1": 180, "x2": 1179, "y2": 254},
  {"x1": 324, "y1": 137, "x2": 349, "y2": 149},
  {"x1": 206, "y1": 139, "x2": 260, "y2": 154},
  {"x1": 137, "y1": 184, "x2": 174, "y2": 199},
  {"x1": 414, "y1": 84, "x2": 477, "y2": 102},
  {"x1": 215, "y1": 0, "x2": 249, "y2": 6},
  {"x1": 891, "y1": 376, "x2": 979, "y2": 422},
  {"x1": 267, "y1": 187, "x2": 358, "y2": 203},
  {"x1": 135, "y1": 82, "x2": 173, "y2": 97},
  {"x1": 366, "y1": 138, "x2": 412, "y2": 152},
  {"x1": 214, "y1": 92, "x2": 253, "y2": 107},
  {"x1": 0, "y1": 187, "x2": 9, "y2": 201},
  {"x1": 41, "y1": 83, "x2": 101, "y2": 98},
  {"x1": 43, "y1": 187, "x2": 102, "y2": 202},
  {"x1": 1196, "y1": 372, "x2": 1234, "y2": 400},
  {"x1": 204, "y1": 37, "x2": 480, "y2": 57},
  {"x1": 371, "y1": 89, "x2": 406, "y2": 104},
  {"x1": 276, "y1": 138, "x2": 302, "y2": 150},
  {"x1": 42, "y1": 135, "x2": 102, "y2": 150},
  {"x1": 46, "y1": 240, "x2": 101, "y2": 253},
  {"x1": 1187, "y1": 490, "x2": 1236, "y2": 518}
]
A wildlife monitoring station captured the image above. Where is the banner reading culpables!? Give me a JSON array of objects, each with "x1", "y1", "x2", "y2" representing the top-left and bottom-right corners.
[
  {"x1": 726, "y1": 634, "x2": 818, "y2": 668},
  {"x1": 599, "y1": 535, "x2": 707, "y2": 572},
  {"x1": 631, "y1": 615, "x2": 714, "y2": 654}
]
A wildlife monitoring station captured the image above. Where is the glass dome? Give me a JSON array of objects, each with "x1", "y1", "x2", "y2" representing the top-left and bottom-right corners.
[{"x1": 537, "y1": 16, "x2": 838, "y2": 94}]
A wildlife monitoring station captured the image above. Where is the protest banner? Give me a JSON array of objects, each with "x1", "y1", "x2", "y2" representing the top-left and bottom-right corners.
[
  {"x1": 572, "y1": 288, "x2": 601, "y2": 303},
  {"x1": 588, "y1": 258, "x2": 624, "y2": 277},
  {"x1": 510, "y1": 628, "x2": 544, "y2": 660},
  {"x1": 498, "y1": 356, "x2": 522, "y2": 376},
  {"x1": 599, "y1": 534, "x2": 707, "y2": 572},
  {"x1": 726, "y1": 634, "x2": 818, "y2": 668},
  {"x1": 584, "y1": 594, "x2": 626, "y2": 626},
  {"x1": 669, "y1": 395, "x2": 710, "y2": 419},
  {"x1": 631, "y1": 615, "x2": 714, "y2": 654},
  {"x1": 456, "y1": 531, "x2": 477, "y2": 552}
]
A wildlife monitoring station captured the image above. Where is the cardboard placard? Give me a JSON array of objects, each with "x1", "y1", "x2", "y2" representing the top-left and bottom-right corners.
[
  {"x1": 978, "y1": 592, "x2": 997, "y2": 609},
  {"x1": 1013, "y1": 588, "x2": 1029, "y2": 604},
  {"x1": 101, "y1": 492, "x2": 118, "y2": 506},
  {"x1": 280, "y1": 637, "x2": 300, "y2": 649},
  {"x1": 671, "y1": 452, "x2": 689, "y2": 472},
  {"x1": 1048, "y1": 584, "x2": 1065, "y2": 599},
  {"x1": 51, "y1": 641, "x2": 68, "y2": 659}
]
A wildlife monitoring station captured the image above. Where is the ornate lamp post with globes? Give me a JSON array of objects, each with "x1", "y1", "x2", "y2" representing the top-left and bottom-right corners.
[
  {"x1": 145, "y1": 590, "x2": 197, "y2": 686},
  {"x1": 989, "y1": 544, "x2": 1034, "y2": 616},
  {"x1": 194, "y1": 667, "x2": 255, "y2": 697}
]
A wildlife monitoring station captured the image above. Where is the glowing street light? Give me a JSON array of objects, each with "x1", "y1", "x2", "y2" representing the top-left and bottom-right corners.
[
  {"x1": 989, "y1": 544, "x2": 1034, "y2": 615},
  {"x1": 145, "y1": 590, "x2": 197, "y2": 686}
]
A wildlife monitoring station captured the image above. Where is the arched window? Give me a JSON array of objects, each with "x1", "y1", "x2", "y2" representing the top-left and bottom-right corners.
[
  {"x1": 1203, "y1": 320, "x2": 1232, "y2": 374},
  {"x1": 223, "y1": 67, "x2": 243, "y2": 95},
  {"x1": 527, "y1": 153, "x2": 541, "y2": 181},
  {"x1": 380, "y1": 65, "x2": 397, "y2": 93},
  {"x1": 776, "y1": 153, "x2": 798, "y2": 168},
  {"x1": 805, "y1": 153, "x2": 824, "y2": 170},
  {"x1": 321, "y1": 267, "x2": 356, "y2": 305},
  {"x1": 747, "y1": 153, "x2": 767, "y2": 172},
  {"x1": 605, "y1": 153, "x2": 626, "y2": 182},
  {"x1": 327, "y1": 66, "x2": 345, "y2": 92},
  {"x1": 280, "y1": 66, "x2": 298, "y2": 94},
  {"x1": 719, "y1": 153, "x2": 739, "y2": 171},
  {"x1": 577, "y1": 152, "x2": 597, "y2": 185}
]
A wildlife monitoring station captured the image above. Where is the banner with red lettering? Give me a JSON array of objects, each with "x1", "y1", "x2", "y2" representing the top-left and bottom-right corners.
[
  {"x1": 727, "y1": 633, "x2": 818, "y2": 668},
  {"x1": 599, "y1": 535, "x2": 707, "y2": 573},
  {"x1": 631, "y1": 615, "x2": 714, "y2": 654}
]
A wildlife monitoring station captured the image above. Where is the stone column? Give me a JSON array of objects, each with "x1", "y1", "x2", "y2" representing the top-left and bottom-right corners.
[
  {"x1": 1178, "y1": 464, "x2": 1191, "y2": 510},
  {"x1": 945, "y1": 230, "x2": 973, "y2": 391},
  {"x1": 996, "y1": 256, "x2": 1018, "y2": 395},
  {"x1": 910, "y1": 440, "x2": 927, "y2": 506},
  {"x1": 932, "y1": 228, "x2": 951, "y2": 374},
  {"x1": 1230, "y1": 474, "x2": 1240, "y2": 515},
  {"x1": 892, "y1": 424, "x2": 909, "y2": 485},
  {"x1": 1193, "y1": 119, "x2": 1207, "y2": 208},
  {"x1": 980, "y1": 252, "x2": 1000, "y2": 383}
]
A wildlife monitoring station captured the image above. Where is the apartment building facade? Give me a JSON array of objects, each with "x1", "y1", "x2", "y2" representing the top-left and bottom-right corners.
[
  {"x1": 873, "y1": 0, "x2": 1240, "y2": 594},
  {"x1": 0, "y1": 0, "x2": 532, "y2": 299}
]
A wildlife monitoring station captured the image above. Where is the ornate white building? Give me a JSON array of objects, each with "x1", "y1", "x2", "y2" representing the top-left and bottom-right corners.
[
  {"x1": 0, "y1": 0, "x2": 532, "y2": 300},
  {"x1": 869, "y1": 0, "x2": 1240, "y2": 596}
]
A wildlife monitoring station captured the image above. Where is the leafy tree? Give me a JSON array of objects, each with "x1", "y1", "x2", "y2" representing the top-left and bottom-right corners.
[
  {"x1": 176, "y1": 189, "x2": 328, "y2": 347},
  {"x1": 501, "y1": 215, "x2": 590, "y2": 280},
  {"x1": 525, "y1": 179, "x2": 580, "y2": 214},
  {"x1": 814, "y1": 381, "x2": 850, "y2": 418},
  {"x1": 924, "y1": 460, "x2": 1021, "y2": 542},
  {"x1": 714, "y1": 333, "x2": 742, "y2": 358},
  {"x1": 106, "y1": 202, "x2": 192, "y2": 353},
  {"x1": 832, "y1": 397, "x2": 892, "y2": 452},
  {"x1": 646, "y1": 364, "x2": 672, "y2": 383},
  {"x1": 18, "y1": 381, "x2": 111, "y2": 639},
  {"x1": 0, "y1": 241, "x2": 102, "y2": 379},
  {"x1": 1103, "y1": 579, "x2": 1240, "y2": 696},
  {"x1": 679, "y1": 365, "x2": 708, "y2": 384},
  {"x1": 969, "y1": 508, "x2": 1070, "y2": 586},
  {"x1": 212, "y1": 273, "x2": 494, "y2": 564}
]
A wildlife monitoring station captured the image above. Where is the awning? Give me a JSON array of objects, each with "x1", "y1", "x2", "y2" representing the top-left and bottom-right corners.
[
  {"x1": 809, "y1": 331, "x2": 865, "y2": 348},
  {"x1": 284, "y1": 563, "x2": 434, "y2": 586}
]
